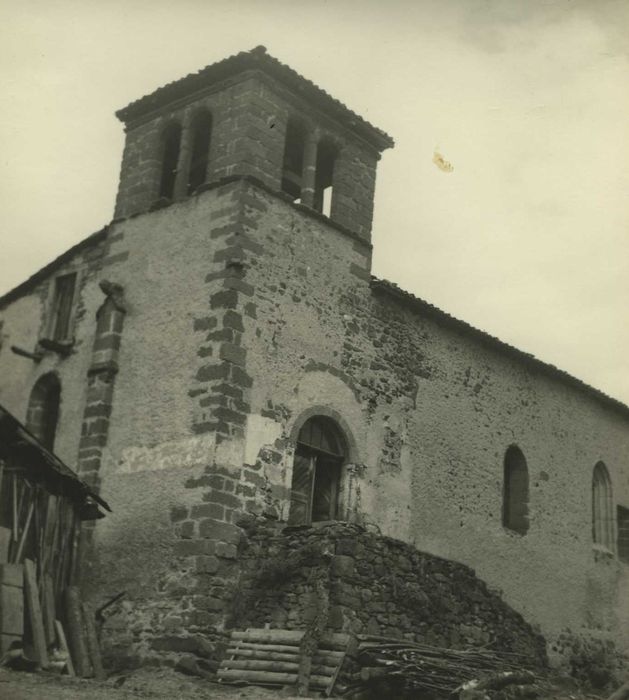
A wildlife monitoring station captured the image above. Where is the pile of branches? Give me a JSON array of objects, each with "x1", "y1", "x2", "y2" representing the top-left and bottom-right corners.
[{"x1": 350, "y1": 635, "x2": 540, "y2": 697}]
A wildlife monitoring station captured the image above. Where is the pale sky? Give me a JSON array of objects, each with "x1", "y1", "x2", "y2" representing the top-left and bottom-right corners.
[{"x1": 1, "y1": 0, "x2": 628, "y2": 404}]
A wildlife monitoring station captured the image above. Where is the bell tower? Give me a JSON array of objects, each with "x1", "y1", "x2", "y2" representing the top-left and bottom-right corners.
[{"x1": 113, "y1": 46, "x2": 393, "y2": 242}]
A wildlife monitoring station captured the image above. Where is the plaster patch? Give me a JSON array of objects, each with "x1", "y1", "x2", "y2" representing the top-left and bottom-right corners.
[
  {"x1": 245, "y1": 414, "x2": 282, "y2": 465},
  {"x1": 115, "y1": 434, "x2": 216, "y2": 474}
]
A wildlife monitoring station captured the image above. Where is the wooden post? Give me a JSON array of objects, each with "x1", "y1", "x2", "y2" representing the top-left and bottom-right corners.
[
  {"x1": 64, "y1": 586, "x2": 91, "y2": 677},
  {"x1": 54, "y1": 620, "x2": 75, "y2": 676},
  {"x1": 14, "y1": 501, "x2": 35, "y2": 563},
  {"x1": 42, "y1": 574, "x2": 56, "y2": 646},
  {"x1": 82, "y1": 602, "x2": 105, "y2": 680},
  {"x1": 23, "y1": 558, "x2": 48, "y2": 667}
]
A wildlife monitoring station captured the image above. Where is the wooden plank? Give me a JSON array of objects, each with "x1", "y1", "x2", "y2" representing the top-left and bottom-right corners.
[
  {"x1": 325, "y1": 636, "x2": 351, "y2": 696},
  {"x1": 221, "y1": 658, "x2": 336, "y2": 675},
  {"x1": 42, "y1": 574, "x2": 56, "y2": 646},
  {"x1": 224, "y1": 646, "x2": 343, "y2": 663},
  {"x1": 233, "y1": 628, "x2": 349, "y2": 649},
  {"x1": 23, "y1": 558, "x2": 48, "y2": 668},
  {"x1": 0, "y1": 563, "x2": 23, "y2": 654},
  {"x1": 226, "y1": 640, "x2": 343, "y2": 654},
  {"x1": 217, "y1": 669, "x2": 330, "y2": 687},
  {"x1": 14, "y1": 500, "x2": 35, "y2": 563},
  {"x1": 12, "y1": 476, "x2": 18, "y2": 542},
  {"x1": 54, "y1": 619, "x2": 75, "y2": 677},
  {"x1": 64, "y1": 586, "x2": 90, "y2": 677},
  {"x1": 0, "y1": 527, "x2": 11, "y2": 564},
  {"x1": 82, "y1": 602, "x2": 105, "y2": 680}
]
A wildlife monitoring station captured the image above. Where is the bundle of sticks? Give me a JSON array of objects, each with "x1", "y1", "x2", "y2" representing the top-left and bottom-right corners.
[{"x1": 354, "y1": 635, "x2": 539, "y2": 696}]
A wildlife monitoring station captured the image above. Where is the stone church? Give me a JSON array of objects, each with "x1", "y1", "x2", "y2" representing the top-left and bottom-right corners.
[{"x1": 0, "y1": 47, "x2": 627, "y2": 668}]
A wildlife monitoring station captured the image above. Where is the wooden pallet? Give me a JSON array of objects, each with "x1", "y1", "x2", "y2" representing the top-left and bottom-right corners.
[{"x1": 218, "y1": 628, "x2": 350, "y2": 696}]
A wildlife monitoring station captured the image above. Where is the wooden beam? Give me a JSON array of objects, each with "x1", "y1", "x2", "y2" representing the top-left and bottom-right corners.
[
  {"x1": 54, "y1": 620, "x2": 75, "y2": 677},
  {"x1": 23, "y1": 559, "x2": 48, "y2": 668},
  {"x1": 64, "y1": 586, "x2": 90, "y2": 677}
]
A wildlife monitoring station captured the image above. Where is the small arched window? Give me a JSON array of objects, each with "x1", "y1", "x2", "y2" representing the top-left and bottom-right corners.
[
  {"x1": 26, "y1": 373, "x2": 61, "y2": 451},
  {"x1": 158, "y1": 122, "x2": 182, "y2": 200},
  {"x1": 281, "y1": 118, "x2": 307, "y2": 201},
  {"x1": 187, "y1": 111, "x2": 213, "y2": 194},
  {"x1": 502, "y1": 445, "x2": 529, "y2": 535},
  {"x1": 314, "y1": 139, "x2": 338, "y2": 217},
  {"x1": 592, "y1": 462, "x2": 613, "y2": 549},
  {"x1": 288, "y1": 416, "x2": 346, "y2": 526}
]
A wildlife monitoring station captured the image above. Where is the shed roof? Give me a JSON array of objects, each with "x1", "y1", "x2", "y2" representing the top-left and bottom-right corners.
[
  {"x1": 116, "y1": 46, "x2": 394, "y2": 152},
  {"x1": 0, "y1": 403, "x2": 110, "y2": 514}
]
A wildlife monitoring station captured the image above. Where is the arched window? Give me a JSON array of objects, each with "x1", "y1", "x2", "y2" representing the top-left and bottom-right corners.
[
  {"x1": 281, "y1": 118, "x2": 307, "y2": 201},
  {"x1": 26, "y1": 373, "x2": 61, "y2": 451},
  {"x1": 158, "y1": 122, "x2": 182, "y2": 200},
  {"x1": 187, "y1": 111, "x2": 213, "y2": 194},
  {"x1": 313, "y1": 139, "x2": 338, "y2": 217},
  {"x1": 502, "y1": 445, "x2": 529, "y2": 535},
  {"x1": 288, "y1": 416, "x2": 346, "y2": 526},
  {"x1": 592, "y1": 462, "x2": 613, "y2": 549}
]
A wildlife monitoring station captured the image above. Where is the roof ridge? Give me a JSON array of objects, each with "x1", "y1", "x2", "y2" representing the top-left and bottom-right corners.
[
  {"x1": 115, "y1": 47, "x2": 394, "y2": 150},
  {"x1": 370, "y1": 276, "x2": 629, "y2": 417}
]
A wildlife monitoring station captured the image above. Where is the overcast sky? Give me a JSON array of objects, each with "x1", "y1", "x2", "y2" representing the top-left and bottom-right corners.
[{"x1": 1, "y1": 0, "x2": 628, "y2": 404}]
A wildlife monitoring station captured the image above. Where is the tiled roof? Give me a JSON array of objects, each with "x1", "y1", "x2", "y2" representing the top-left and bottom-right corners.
[
  {"x1": 116, "y1": 46, "x2": 394, "y2": 151},
  {"x1": 370, "y1": 277, "x2": 629, "y2": 418}
]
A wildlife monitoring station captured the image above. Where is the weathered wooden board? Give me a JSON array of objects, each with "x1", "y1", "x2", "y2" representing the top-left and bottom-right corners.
[
  {"x1": 23, "y1": 559, "x2": 48, "y2": 667},
  {"x1": 0, "y1": 563, "x2": 23, "y2": 654},
  {"x1": 0, "y1": 527, "x2": 10, "y2": 564},
  {"x1": 54, "y1": 620, "x2": 75, "y2": 677},
  {"x1": 42, "y1": 574, "x2": 56, "y2": 646}
]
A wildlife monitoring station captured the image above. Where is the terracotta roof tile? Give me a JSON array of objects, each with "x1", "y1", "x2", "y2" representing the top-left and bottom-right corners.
[{"x1": 116, "y1": 46, "x2": 394, "y2": 151}]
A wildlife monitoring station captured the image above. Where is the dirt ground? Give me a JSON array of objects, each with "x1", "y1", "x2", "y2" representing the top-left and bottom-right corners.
[
  {"x1": 0, "y1": 667, "x2": 305, "y2": 700},
  {"x1": 0, "y1": 667, "x2": 616, "y2": 700}
]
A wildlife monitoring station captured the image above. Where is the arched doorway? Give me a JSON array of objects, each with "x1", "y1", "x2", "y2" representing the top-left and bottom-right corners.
[
  {"x1": 26, "y1": 373, "x2": 61, "y2": 451},
  {"x1": 288, "y1": 416, "x2": 346, "y2": 526}
]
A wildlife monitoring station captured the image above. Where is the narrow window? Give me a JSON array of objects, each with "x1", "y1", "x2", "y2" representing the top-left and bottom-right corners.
[
  {"x1": 592, "y1": 462, "x2": 613, "y2": 549},
  {"x1": 281, "y1": 118, "x2": 306, "y2": 201},
  {"x1": 26, "y1": 373, "x2": 61, "y2": 451},
  {"x1": 502, "y1": 445, "x2": 529, "y2": 535},
  {"x1": 313, "y1": 140, "x2": 337, "y2": 217},
  {"x1": 618, "y1": 505, "x2": 629, "y2": 564},
  {"x1": 158, "y1": 122, "x2": 182, "y2": 200},
  {"x1": 187, "y1": 111, "x2": 213, "y2": 194},
  {"x1": 288, "y1": 416, "x2": 345, "y2": 526},
  {"x1": 51, "y1": 273, "x2": 77, "y2": 342}
]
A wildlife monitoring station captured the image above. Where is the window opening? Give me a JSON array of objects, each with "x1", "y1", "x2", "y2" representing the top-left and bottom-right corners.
[
  {"x1": 51, "y1": 273, "x2": 77, "y2": 342},
  {"x1": 288, "y1": 416, "x2": 345, "y2": 526},
  {"x1": 281, "y1": 119, "x2": 306, "y2": 201},
  {"x1": 313, "y1": 140, "x2": 337, "y2": 216},
  {"x1": 618, "y1": 505, "x2": 629, "y2": 564},
  {"x1": 592, "y1": 462, "x2": 613, "y2": 549},
  {"x1": 502, "y1": 445, "x2": 529, "y2": 535},
  {"x1": 187, "y1": 112, "x2": 213, "y2": 194},
  {"x1": 26, "y1": 373, "x2": 61, "y2": 451},
  {"x1": 158, "y1": 122, "x2": 182, "y2": 200}
]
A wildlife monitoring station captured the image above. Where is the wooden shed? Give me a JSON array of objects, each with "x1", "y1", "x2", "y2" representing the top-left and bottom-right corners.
[{"x1": 0, "y1": 403, "x2": 110, "y2": 667}]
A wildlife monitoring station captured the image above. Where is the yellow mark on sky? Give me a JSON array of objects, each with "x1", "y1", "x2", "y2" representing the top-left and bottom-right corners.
[{"x1": 433, "y1": 150, "x2": 454, "y2": 173}]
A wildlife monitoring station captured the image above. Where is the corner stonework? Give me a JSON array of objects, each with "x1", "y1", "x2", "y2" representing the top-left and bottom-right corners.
[{"x1": 77, "y1": 280, "x2": 127, "y2": 491}]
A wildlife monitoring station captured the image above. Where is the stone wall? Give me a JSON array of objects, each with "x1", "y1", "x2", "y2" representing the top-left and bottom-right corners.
[{"x1": 235, "y1": 521, "x2": 548, "y2": 666}]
